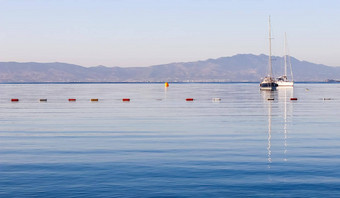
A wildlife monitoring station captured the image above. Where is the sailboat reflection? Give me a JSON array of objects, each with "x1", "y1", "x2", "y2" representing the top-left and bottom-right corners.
[
  {"x1": 281, "y1": 88, "x2": 293, "y2": 162},
  {"x1": 267, "y1": 97, "x2": 272, "y2": 164},
  {"x1": 261, "y1": 91, "x2": 276, "y2": 166},
  {"x1": 262, "y1": 88, "x2": 293, "y2": 167}
]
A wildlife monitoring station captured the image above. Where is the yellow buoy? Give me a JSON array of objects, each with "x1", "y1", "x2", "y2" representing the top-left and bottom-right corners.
[{"x1": 165, "y1": 82, "x2": 169, "y2": 87}]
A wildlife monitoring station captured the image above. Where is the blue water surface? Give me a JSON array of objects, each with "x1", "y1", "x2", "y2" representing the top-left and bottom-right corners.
[{"x1": 0, "y1": 83, "x2": 340, "y2": 197}]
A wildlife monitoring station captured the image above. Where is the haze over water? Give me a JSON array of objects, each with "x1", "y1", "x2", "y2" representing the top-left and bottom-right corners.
[{"x1": 0, "y1": 83, "x2": 340, "y2": 197}]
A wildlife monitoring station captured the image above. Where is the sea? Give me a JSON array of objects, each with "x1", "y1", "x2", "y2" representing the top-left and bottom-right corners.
[{"x1": 0, "y1": 83, "x2": 340, "y2": 197}]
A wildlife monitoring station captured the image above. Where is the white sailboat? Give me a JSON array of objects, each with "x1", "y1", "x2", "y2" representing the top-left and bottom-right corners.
[
  {"x1": 276, "y1": 33, "x2": 294, "y2": 87},
  {"x1": 260, "y1": 16, "x2": 278, "y2": 91}
]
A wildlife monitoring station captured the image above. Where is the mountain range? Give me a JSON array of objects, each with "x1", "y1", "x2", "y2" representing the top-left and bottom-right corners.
[{"x1": 0, "y1": 54, "x2": 339, "y2": 82}]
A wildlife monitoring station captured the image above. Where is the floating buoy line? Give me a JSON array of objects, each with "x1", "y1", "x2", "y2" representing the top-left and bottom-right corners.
[{"x1": 5, "y1": 97, "x2": 337, "y2": 103}]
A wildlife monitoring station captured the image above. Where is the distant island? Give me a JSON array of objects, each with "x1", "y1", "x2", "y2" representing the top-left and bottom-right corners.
[{"x1": 0, "y1": 54, "x2": 340, "y2": 82}]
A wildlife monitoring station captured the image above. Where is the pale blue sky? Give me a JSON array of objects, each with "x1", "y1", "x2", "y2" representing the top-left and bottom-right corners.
[{"x1": 0, "y1": 0, "x2": 339, "y2": 67}]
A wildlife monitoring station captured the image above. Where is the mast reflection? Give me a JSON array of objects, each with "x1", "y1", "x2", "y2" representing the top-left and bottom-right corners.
[
  {"x1": 268, "y1": 96, "x2": 272, "y2": 164},
  {"x1": 262, "y1": 88, "x2": 294, "y2": 167},
  {"x1": 261, "y1": 91, "x2": 276, "y2": 167},
  {"x1": 282, "y1": 87, "x2": 293, "y2": 162}
]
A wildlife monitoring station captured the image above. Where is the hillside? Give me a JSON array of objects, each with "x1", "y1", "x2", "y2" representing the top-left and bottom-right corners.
[{"x1": 0, "y1": 54, "x2": 339, "y2": 82}]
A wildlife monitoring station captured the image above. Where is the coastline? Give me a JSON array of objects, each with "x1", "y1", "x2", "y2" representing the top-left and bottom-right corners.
[{"x1": 0, "y1": 81, "x2": 339, "y2": 84}]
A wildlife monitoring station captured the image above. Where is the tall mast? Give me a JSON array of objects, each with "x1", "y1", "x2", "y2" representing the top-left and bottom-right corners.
[
  {"x1": 284, "y1": 32, "x2": 287, "y2": 77},
  {"x1": 268, "y1": 16, "x2": 272, "y2": 78},
  {"x1": 284, "y1": 32, "x2": 294, "y2": 81}
]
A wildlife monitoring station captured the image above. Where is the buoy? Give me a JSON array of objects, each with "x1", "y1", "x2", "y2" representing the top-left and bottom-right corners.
[
  {"x1": 122, "y1": 98, "x2": 130, "y2": 102},
  {"x1": 11, "y1": 99, "x2": 19, "y2": 102},
  {"x1": 40, "y1": 99, "x2": 47, "y2": 102},
  {"x1": 165, "y1": 82, "x2": 169, "y2": 87},
  {"x1": 91, "y1": 99, "x2": 99, "y2": 102},
  {"x1": 69, "y1": 98, "x2": 76, "y2": 102},
  {"x1": 323, "y1": 98, "x2": 331, "y2": 100},
  {"x1": 290, "y1": 98, "x2": 298, "y2": 100},
  {"x1": 267, "y1": 98, "x2": 274, "y2": 101},
  {"x1": 212, "y1": 98, "x2": 221, "y2": 102},
  {"x1": 186, "y1": 98, "x2": 194, "y2": 101}
]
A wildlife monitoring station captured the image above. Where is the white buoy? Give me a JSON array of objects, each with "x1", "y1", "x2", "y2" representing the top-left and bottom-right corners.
[{"x1": 212, "y1": 98, "x2": 221, "y2": 102}]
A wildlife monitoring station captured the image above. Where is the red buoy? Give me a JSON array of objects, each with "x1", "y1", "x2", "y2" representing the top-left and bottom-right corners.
[
  {"x1": 69, "y1": 98, "x2": 76, "y2": 102},
  {"x1": 290, "y1": 98, "x2": 298, "y2": 100},
  {"x1": 11, "y1": 98, "x2": 19, "y2": 102},
  {"x1": 122, "y1": 98, "x2": 130, "y2": 102},
  {"x1": 186, "y1": 98, "x2": 194, "y2": 101}
]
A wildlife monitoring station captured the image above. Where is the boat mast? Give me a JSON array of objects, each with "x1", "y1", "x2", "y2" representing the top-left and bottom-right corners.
[
  {"x1": 287, "y1": 35, "x2": 294, "y2": 81},
  {"x1": 284, "y1": 32, "x2": 294, "y2": 81},
  {"x1": 284, "y1": 32, "x2": 287, "y2": 77},
  {"x1": 268, "y1": 16, "x2": 273, "y2": 78},
  {"x1": 289, "y1": 54, "x2": 294, "y2": 81}
]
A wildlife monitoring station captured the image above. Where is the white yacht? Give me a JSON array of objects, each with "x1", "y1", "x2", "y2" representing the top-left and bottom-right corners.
[{"x1": 276, "y1": 33, "x2": 294, "y2": 87}]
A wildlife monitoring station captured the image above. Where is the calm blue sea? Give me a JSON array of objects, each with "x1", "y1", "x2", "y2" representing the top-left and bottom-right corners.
[{"x1": 0, "y1": 83, "x2": 340, "y2": 197}]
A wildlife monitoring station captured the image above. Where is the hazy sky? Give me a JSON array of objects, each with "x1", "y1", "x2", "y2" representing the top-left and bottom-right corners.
[{"x1": 0, "y1": 0, "x2": 339, "y2": 67}]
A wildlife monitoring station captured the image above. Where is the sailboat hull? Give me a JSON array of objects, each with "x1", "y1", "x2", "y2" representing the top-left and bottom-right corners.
[
  {"x1": 277, "y1": 81, "x2": 294, "y2": 87},
  {"x1": 260, "y1": 82, "x2": 278, "y2": 91}
]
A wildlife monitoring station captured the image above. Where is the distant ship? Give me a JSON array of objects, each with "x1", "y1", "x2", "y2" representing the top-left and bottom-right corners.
[
  {"x1": 260, "y1": 16, "x2": 278, "y2": 91},
  {"x1": 325, "y1": 79, "x2": 340, "y2": 83},
  {"x1": 276, "y1": 33, "x2": 294, "y2": 87}
]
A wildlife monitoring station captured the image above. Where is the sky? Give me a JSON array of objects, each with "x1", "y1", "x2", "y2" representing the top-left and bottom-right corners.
[{"x1": 0, "y1": 0, "x2": 340, "y2": 67}]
